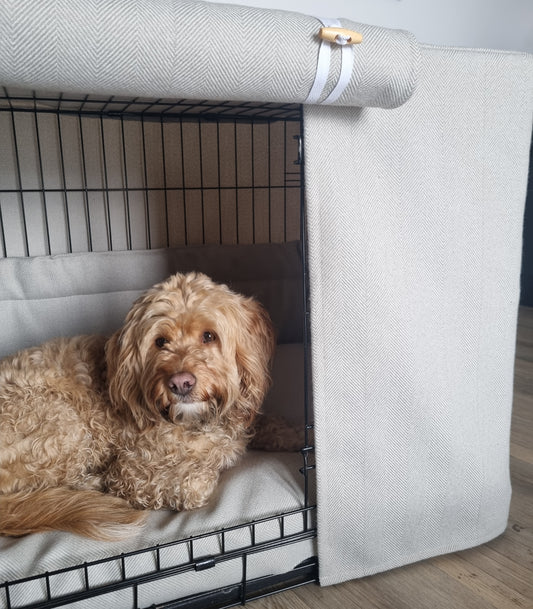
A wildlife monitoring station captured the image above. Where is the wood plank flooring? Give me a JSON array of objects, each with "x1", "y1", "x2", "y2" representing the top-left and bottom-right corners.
[{"x1": 250, "y1": 307, "x2": 533, "y2": 609}]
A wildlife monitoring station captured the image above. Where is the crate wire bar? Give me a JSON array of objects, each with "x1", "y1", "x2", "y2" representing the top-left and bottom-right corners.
[{"x1": 0, "y1": 88, "x2": 317, "y2": 609}]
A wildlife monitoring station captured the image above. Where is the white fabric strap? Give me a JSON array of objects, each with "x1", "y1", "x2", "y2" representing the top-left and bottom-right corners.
[
  {"x1": 305, "y1": 17, "x2": 354, "y2": 104},
  {"x1": 322, "y1": 32, "x2": 355, "y2": 104}
]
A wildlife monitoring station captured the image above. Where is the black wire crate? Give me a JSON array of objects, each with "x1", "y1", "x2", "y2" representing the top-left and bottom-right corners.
[{"x1": 0, "y1": 87, "x2": 317, "y2": 609}]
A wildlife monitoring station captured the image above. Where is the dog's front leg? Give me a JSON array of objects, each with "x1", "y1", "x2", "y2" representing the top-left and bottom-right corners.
[
  {"x1": 103, "y1": 450, "x2": 221, "y2": 512},
  {"x1": 175, "y1": 466, "x2": 221, "y2": 511}
]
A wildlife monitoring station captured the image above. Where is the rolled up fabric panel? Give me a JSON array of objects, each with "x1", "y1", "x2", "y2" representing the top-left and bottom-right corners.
[{"x1": 0, "y1": 0, "x2": 420, "y2": 109}]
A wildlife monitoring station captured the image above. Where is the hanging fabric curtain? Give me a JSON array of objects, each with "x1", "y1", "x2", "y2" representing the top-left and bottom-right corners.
[{"x1": 304, "y1": 47, "x2": 533, "y2": 584}]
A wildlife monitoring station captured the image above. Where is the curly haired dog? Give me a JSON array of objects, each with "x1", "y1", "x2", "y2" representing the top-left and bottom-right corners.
[{"x1": 0, "y1": 272, "x2": 275, "y2": 541}]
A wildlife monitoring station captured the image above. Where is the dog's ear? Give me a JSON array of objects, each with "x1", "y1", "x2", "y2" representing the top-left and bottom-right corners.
[
  {"x1": 229, "y1": 297, "x2": 276, "y2": 428},
  {"x1": 105, "y1": 302, "x2": 160, "y2": 431}
]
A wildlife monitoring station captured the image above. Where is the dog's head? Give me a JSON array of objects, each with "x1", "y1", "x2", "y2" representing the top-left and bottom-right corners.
[{"x1": 105, "y1": 272, "x2": 275, "y2": 431}]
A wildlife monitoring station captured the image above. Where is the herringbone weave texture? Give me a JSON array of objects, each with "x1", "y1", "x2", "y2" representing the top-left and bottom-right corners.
[
  {"x1": 0, "y1": 0, "x2": 419, "y2": 108},
  {"x1": 304, "y1": 46, "x2": 533, "y2": 585}
]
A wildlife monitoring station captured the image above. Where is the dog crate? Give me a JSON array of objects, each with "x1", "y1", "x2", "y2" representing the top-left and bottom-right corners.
[
  {"x1": 0, "y1": 89, "x2": 318, "y2": 608},
  {"x1": 1, "y1": 1, "x2": 532, "y2": 608}
]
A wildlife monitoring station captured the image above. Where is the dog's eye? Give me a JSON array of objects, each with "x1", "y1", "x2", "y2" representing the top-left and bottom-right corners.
[
  {"x1": 202, "y1": 331, "x2": 216, "y2": 344},
  {"x1": 155, "y1": 337, "x2": 169, "y2": 349}
]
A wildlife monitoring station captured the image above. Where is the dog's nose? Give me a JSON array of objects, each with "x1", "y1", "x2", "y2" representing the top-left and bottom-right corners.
[{"x1": 168, "y1": 372, "x2": 197, "y2": 396}]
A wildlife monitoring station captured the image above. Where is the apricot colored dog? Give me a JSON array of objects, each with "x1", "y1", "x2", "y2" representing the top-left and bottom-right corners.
[{"x1": 0, "y1": 272, "x2": 274, "y2": 540}]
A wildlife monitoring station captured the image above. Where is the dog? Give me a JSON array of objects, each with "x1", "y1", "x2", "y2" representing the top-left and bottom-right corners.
[{"x1": 0, "y1": 272, "x2": 276, "y2": 541}]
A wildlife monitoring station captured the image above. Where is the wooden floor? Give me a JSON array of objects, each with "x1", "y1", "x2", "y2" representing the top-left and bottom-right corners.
[{"x1": 250, "y1": 307, "x2": 533, "y2": 609}]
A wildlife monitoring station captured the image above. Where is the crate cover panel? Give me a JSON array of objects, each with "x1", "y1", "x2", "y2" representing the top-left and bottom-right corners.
[
  {"x1": 0, "y1": 0, "x2": 419, "y2": 109},
  {"x1": 304, "y1": 47, "x2": 533, "y2": 584}
]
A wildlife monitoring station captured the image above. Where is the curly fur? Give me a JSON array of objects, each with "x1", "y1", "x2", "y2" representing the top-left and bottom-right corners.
[{"x1": 0, "y1": 272, "x2": 275, "y2": 540}]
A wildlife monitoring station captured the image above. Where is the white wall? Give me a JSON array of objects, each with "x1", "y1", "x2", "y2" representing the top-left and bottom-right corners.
[{"x1": 208, "y1": 0, "x2": 533, "y2": 53}]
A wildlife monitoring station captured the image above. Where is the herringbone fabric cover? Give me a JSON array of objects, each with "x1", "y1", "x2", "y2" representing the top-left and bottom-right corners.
[
  {"x1": 0, "y1": 0, "x2": 419, "y2": 109},
  {"x1": 304, "y1": 46, "x2": 533, "y2": 584}
]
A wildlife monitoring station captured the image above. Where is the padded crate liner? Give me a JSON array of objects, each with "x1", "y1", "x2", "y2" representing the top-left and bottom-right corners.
[{"x1": 0, "y1": 241, "x2": 304, "y2": 358}]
